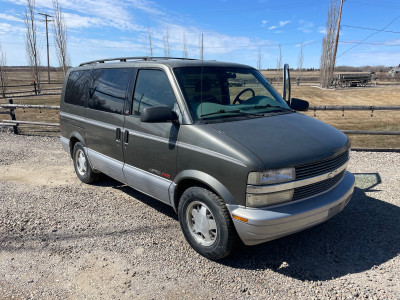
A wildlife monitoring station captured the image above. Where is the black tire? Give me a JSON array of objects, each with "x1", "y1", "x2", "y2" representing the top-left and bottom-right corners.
[
  {"x1": 178, "y1": 186, "x2": 238, "y2": 260},
  {"x1": 72, "y1": 142, "x2": 97, "y2": 184}
]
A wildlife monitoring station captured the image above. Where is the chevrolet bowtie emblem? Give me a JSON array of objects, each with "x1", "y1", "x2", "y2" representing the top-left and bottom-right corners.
[{"x1": 327, "y1": 169, "x2": 339, "y2": 179}]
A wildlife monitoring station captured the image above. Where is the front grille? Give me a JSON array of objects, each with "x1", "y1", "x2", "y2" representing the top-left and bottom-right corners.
[
  {"x1": 295, "y1": 149, "x2": 350, "y2": 180},
  {"x1": 293, "y1": 170, "x2": 345, "y2": 201}
]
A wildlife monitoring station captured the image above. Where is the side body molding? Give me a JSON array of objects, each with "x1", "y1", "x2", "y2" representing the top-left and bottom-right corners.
[
  {"x1": 123, "y1": 163, "x2": 173, "y2": 204},
  {"x1": 88, "y1": 149, "x2": 126, "y2": 184}
]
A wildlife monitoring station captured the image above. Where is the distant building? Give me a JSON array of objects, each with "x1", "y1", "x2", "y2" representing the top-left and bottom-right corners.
[{"x1": 389, "y1": 66, "x2": 400, "y2": 77}]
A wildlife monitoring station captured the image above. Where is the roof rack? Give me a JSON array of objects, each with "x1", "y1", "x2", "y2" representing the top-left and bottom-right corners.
[{"x1": 79, "y1": 56, "x2": 199, "y2": 67}]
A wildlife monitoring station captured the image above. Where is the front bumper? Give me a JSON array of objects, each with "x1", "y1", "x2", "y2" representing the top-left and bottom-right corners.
[{"x1": 228, "y1": 171, "x2": 355, "y2": 246}]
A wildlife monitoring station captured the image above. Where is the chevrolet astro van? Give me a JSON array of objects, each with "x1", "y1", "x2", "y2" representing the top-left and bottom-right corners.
[{"x1": 60, "y1": 57, "x2": 355, "y2": 260}]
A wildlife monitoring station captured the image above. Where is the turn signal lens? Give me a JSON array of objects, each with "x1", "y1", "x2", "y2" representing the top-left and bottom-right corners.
[{"x1": 232, "y1": 215, "x2": 248, "y2": 223}]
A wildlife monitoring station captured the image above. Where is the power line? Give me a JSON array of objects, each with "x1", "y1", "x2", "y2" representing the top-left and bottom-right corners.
[
  {"x1": 6, "y1": 38, "x2": 400, "y2": 50},
  {"x1": 337, "y1": 15, "x2": 400, "y2": 58},
  {"x1": 351, "y1": 0, "x2": 400, "y2": 9},
  {"x1": 339, "y1": 41, "x2": 400, "y2": 46},
  {"x1": 66, "y1": 40, "x2": 400, "y2": 50},
  {"x1": 342, "y1": 24, "x2": 400, "y2": 34}
]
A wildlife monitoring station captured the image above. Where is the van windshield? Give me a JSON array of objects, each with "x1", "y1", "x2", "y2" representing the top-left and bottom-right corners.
[{"x1": 174, "y1": 67, "x2": 292, "y2": 122}]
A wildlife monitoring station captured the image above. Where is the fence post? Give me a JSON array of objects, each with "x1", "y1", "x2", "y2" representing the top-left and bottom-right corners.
[
  {"x1": 31, "y1": 81, "x2": 38, "y2": 95},
  {"x1": 8, "y1": 99, "x2": 18, "y2": 134}
]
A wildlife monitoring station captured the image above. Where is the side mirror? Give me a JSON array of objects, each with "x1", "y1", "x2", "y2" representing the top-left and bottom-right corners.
[
  {"x1": 140, "y1": 106, "x2": 178, "y2": 123},
  {"x1": 290, "y1": 98, "x2": 309, "y2": 111},
  {"x1": 283, "y1": 63, "x2": 291, "y2": 104}
]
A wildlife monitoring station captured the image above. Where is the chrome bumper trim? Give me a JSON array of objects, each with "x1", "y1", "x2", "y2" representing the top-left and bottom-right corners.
[
  {"x1": 230, "y1": 171, "x2": 355, "y2": 245},
  {"x1": 246, "y1": 160, "x2": 349, "y2": 194}
]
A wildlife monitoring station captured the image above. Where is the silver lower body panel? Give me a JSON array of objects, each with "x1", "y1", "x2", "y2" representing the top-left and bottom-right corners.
[{"x1": 228, "y1": 171, "x2": 355, "y2": 246}]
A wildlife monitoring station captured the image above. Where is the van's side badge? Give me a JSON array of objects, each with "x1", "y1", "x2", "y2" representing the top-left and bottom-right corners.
[
  {"x1": 149, "y1": 168, "x2": 161, "y2": 175},
  {"x1": 149, "y1": 168, "x2": 171, "y2": 179}
]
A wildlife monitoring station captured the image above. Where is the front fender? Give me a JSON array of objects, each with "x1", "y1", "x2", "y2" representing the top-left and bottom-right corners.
[{"x1": 173, "y1": 169, "x2": 235, "y2": 209}]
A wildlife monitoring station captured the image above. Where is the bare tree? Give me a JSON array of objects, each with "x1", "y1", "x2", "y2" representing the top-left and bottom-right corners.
[
  {"x1": 276, "y1": 44, "x2": 282, "y2": 85},
  {"x1": 163, "y1": 27, "x2": 170, "y2": 57},
  {"x1": 297, "y1": 41, "x2": 304, "y2": 83},
  {"x1": 257, "y1": 47, "x2": 262, "y2": 71},
  {"x1": 320, "y1": 0, "x2": 339, "y2": 88},
  {"x1": 52, "y1": 0, "x2": 70, "y2": 76},
  {"x1": 24, "y1": 0, "x2": 41, "y2": 92},
  {"x1": 183, "y1": 32, "x2": 188, "y2": 58},
  {"x1": 0, "y1": 43, "x2": 8, "y2": 98}
]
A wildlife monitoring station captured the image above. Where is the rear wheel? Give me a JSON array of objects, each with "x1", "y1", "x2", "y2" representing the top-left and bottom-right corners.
[
  {"x1": 178, "y1": 186, "x2": 238, "y2": 260},
  {"x1": 72, "y1": 142, "x2": 97, "y2": 184}
]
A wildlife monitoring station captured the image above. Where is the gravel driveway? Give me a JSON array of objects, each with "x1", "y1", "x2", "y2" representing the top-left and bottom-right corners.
[{"x1": 1, "y1": 132, "x2": 399, "y2": 299}]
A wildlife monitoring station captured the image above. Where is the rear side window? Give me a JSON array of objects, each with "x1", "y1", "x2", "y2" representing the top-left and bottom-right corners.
[
  {"x1": 64, "y1": 70, "x2": 91, "y2": 106},
  {"x1": 88, "y1": 68, "x2": 131, "y2": 114},
  {"x1": 132, "y1": 69, "x2": 176, "y2": 115}
]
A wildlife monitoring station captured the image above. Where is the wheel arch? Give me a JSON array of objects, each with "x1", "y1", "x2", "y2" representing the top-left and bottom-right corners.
[{"x1": 68, "y1": 131, "x2": 86, "y2": 157}]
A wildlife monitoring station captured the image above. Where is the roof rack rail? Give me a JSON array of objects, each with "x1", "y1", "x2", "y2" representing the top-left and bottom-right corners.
[{"x1": 79, "y1": 56, "x2": 199, "y2": 67}]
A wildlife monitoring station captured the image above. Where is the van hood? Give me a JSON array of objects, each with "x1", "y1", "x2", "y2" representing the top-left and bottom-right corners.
[{"x1": 208, "y1": 112, "x2": 349, "y2": 170}]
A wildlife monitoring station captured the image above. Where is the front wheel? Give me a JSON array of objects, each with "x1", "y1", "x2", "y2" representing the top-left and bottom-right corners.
[{"x1": 178, "y1": 186, "x2": 238, "y2": 260}]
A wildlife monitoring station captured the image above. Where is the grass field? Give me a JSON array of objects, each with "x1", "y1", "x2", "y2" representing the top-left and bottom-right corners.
[
  {"x1": 1, "y1": 69, "x2": 399, "y2": 149},
  {"x1": 290, "y1": 85, "x2": 400, "y2": 149}
]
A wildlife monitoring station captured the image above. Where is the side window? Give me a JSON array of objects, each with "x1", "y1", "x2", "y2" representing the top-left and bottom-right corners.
[
  {"x1": 132, "y1": 69, "x2": 176, "y2": 115},
  {"x1": 88, "y1": 68, "x2": 131, "y2": 114},
  {"x1": 64, "y1": 70, "x2": 91, "y2": 106}
]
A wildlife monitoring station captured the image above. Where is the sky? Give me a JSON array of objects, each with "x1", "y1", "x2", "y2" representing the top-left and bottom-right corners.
[{"x1": 0, "y1": 0, "x2": 399, "y2": 69}]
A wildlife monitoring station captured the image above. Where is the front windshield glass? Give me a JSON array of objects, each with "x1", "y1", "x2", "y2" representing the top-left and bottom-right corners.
[{"x1": 174, "y1": 67, "x2": 292, "y2": 123}]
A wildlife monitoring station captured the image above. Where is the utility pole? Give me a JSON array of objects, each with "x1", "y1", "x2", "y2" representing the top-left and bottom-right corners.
[
  {"x1": 148, "y1": 21, "x2": 152, "y2": 57},
  {"x1": 39, "y1": 12, "x2": 53, "y2": 84},
  {"x1": 329, "y1": 0, "x2": 345, "y2": 81},
  {"x1": 200, "y1": 34, "x2": 204, "y2": 60}
]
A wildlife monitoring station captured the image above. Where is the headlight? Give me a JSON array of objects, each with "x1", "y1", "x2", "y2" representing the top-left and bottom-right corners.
[
  {"x1": 246, "y1": 189, "x2": 294, "y2": 207},
  {"x1": 247, "y1": 168, "x2": 295, "y2": 185}
]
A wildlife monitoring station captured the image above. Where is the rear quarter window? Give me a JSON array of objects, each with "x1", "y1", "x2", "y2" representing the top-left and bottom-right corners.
[{"x1": 64, "y1": 70, "x2": 91, "y2": 106}]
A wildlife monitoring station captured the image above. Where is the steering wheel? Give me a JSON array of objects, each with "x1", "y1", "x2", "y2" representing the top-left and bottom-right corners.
[{"x1": 233, "y1": 88, "x2": 255, "y2": 104}]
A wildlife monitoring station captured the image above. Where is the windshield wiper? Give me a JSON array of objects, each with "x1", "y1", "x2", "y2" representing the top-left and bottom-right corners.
[
  {"x1": 200, "y1": 109, "x2": 241, "y2": 117},
  {"x1": 253, "y1": 104, "x2": 293, "y2": 111},
  {"x1": 200, "y1": 109, "x2": 265, "y2": 118}
]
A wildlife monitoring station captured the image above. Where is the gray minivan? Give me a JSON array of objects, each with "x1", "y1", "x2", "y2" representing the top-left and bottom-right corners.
[{"x1": 60, "y1": 57, "x2": 354, "y2": 260}]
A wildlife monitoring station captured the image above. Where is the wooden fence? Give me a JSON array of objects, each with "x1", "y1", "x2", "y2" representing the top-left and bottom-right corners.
[
  {"x1": 1, "y1": 101, "x2": 399, "y2": 150},
  {"x1": 1, "y1": 81, "x2": 62, "y2": 98},
  {"x1": 0, "y1": 99, "x2": 59, "y2": 134},
  {"x1": 309, "y1": 105, "x2": 400, "y2": 152},
  {"x1": 309, "y1": 105, "x2": 400, "y2": 137}
]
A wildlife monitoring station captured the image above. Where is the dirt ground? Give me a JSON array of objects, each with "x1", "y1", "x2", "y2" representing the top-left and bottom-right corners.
[{"x1": 1, "y1": 132, "x2": 400, "y2": 299}]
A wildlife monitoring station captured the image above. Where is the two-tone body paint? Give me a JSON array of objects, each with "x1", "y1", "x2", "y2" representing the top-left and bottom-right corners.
[{"x1": 60, "y1": 59, "x2": 354, "y2": 247}]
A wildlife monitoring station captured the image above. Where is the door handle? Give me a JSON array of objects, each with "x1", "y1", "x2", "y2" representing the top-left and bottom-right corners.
[
  {"x1": 116, "y1": 128, "x2": 121, "y2": 141},
  {"x1": 124, "y1": 130, "x2": 129, "y2": 144}
]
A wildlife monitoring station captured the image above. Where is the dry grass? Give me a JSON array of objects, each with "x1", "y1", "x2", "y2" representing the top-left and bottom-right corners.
[
  {"x1": 286, "y1": 85, "x2": 400, "y2": 149},
  {"x1": 1, "y1": 69, "x2": 400, "y2": 148},
  {"x1": 5, "y1": 69, "x2": 64, "y2": 83},
  {"x1": 290, "y1": 85, "x2": 400, "y2": 106}
]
